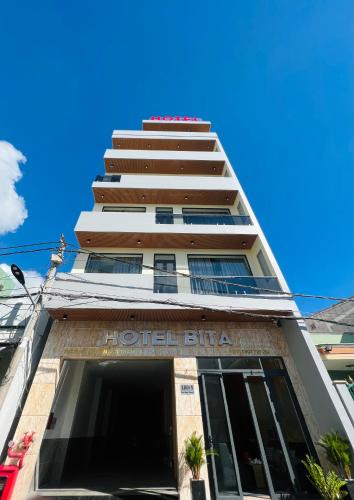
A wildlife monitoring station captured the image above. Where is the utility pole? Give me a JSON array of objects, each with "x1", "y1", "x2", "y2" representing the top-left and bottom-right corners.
[{"x1": 0, "y1": 235, "x2": 66, "y2": 456}]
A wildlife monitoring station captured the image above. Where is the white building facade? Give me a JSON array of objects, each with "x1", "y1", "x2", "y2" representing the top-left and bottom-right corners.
[{"x1": 8, "y1": 117, "x2": 354, "y2": 500}]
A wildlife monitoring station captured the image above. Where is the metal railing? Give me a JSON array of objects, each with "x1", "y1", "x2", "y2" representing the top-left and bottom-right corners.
[
  {"x1": 348, "y1": 381, "x2": 354, "y2": 400},
  {"x1": 95, "y1": 175, "x2": 121, "y2": 182},
  {"x1": 190, "y1": 276, "x2": 282, "y2": 295},
  {"x1": 155, "y1": 214, "x2": 252, "y2": 225}
]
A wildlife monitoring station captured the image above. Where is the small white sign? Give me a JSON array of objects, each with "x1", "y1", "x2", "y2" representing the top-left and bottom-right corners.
[{"x1": 181, "y1": 384, "x2": 194, "y2": 395}]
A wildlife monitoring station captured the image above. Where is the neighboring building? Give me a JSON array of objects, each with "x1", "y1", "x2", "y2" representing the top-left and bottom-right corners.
[
  {"x1": 8, "y1": 117, "x2": 354, "y2": 500},
  {"x1": 0, "y1": 267, "x2": 51, "y2": 459},
  {"x1": 306, "y1": 299, "x2": 354, "y2": 427}
]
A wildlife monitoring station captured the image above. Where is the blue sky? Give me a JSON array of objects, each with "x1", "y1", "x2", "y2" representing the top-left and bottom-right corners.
[{"x1": 0, "y1": 0, "x2": 352, "y2": 314}]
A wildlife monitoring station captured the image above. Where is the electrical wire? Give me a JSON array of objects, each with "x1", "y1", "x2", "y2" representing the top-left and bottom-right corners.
[
  {"x1": 0, "y1": 247, "x2": 58, "y2": 257},
  {"x1": 40, "y1": 289, "x2": 354, "y2": 327},
  {"x1": 0, "y1": 241, "x2": 60, "y2": 251},
  {"x1": 65, "y1": 246, "x2": 354, "y2": 304}
]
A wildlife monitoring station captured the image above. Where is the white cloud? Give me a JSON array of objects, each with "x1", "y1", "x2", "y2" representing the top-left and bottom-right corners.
[
  {"x1": 0, "y1": 141, "x2": 27, "y2": 235},
  {"x1": 0, "y1": 263, "x2": 43, "y2": 293}
]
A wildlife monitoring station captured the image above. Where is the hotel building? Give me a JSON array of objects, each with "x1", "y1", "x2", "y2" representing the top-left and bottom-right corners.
[{"x1": 8, "y1": 117, "x2": 354, "y2": 500}]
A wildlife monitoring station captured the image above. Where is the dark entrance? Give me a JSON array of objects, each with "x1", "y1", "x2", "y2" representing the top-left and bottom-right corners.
[{"x1": 38, "y1": 360, "x2": 177, "y2": 496}]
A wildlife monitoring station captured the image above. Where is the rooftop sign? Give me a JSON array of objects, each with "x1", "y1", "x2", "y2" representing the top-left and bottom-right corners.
[{"x1": 149, "y1": 116, "x2": 203, "y2": 121}]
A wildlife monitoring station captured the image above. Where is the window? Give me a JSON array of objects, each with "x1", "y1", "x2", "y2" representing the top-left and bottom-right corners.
[
  {"x1": 257, "y1": 250, "x2": 272, "y2": 276},
  {"x1": 237, "y1": 201, "x2": 246, "y2": 216},
  {"x1": 102, "y1": 206, "x2": 146, "y2": 213},
  {"x1": 95, "y1": 175, "x2": 121, "y2": 182},
  {"x1": 154, "y1": 254, "x2": 178, "y2": 293},
  {"x1": 188, "y1": 255, "x2": 251, "y2": 277},
  {"x1": 155, "y1": 207, "x2": 173, "y2": 224},
  {"x1": 182, "y1": 208, "x2": 232, "y2": 225},
  {"x1": 85, "y1": 254, "x2": 143, "y2": 273},
  {"x1": 188, "y1": 255, "x2": 252, "y2": 295}
]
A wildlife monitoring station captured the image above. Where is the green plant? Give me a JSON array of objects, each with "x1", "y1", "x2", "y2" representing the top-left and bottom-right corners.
[
  {"x1": 318, "y1": 431, "x2": 352, "y2": 479},
  {"x1": 302, "y1": 455, "x2": 348, "y2": 499},
  {"x1": 184, "y1": 432, "x2": 216, "y2": 480}
]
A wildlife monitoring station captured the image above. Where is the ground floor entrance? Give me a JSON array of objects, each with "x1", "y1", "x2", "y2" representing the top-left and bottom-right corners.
[
  {"x1": 198, "y1": 357, "x2": 316, "y2": 499},
  {"x1": 38, "y1": 359, "x2": 177, "y2": 497}
]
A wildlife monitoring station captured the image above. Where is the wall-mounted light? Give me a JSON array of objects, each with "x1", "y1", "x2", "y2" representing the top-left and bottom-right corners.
[
  {"x1": 130, "y1": 314, "x2": 135, "y2": 321},
  {"x1": 137, "y1": 240, "x2": 142, "y2": 245},
  {"x1": 324, "y1": 345, "x2": 332, "y2": 352},
  {"x1": 241, "y1": 241, "x2": 247, "y2": 248},
  {"x1": 63, "y1": 314, "x2": 68, "y2": 320},
  {"x1": 86, "y1": 239, "x2": 91, "y2": 244},
  {"x1": 190, "y1": 241, "x2": 195, "y2": 246},
  {"x1": 201, "y1": 315, "x2": 206, "y2": 321}
]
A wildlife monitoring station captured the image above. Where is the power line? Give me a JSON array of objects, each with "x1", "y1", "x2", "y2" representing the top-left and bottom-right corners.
[
  {"x1": 41, "y1": 289, "x2": 354, "y2": 327},
  {"x1": 0, "y1": 247, "x2": 58, "y2": 257},
  {"x1": 0, "y1": 241, "x2": 59, "y2": 251},
  {"x1": 65, "y1": 246, "x2": 354, "y2": 304}
]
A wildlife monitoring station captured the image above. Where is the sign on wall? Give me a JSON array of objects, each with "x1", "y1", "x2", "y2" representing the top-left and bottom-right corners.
[{"x1": 149, "y1": 116, "x2": 202, "y2": 121}]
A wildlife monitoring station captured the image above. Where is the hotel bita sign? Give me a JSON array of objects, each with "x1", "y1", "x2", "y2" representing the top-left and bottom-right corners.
[
  {"x1": 150, "y1": 116, "x2": 202, "y2": 121},
  {"x1": 97, "y1": 330, "x2": 233, "y2": 347}
]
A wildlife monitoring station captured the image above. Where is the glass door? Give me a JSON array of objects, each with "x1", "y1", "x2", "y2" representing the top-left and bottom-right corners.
[
  {"x1": 201, "y1": 374, "x2": 243, "y2": 500},
  {"x1": 200, "y1": 369, "x2": 298, "y2": 499},
  {"x1": 243, "y1": 375, "x2": 296, "y2": 496}
]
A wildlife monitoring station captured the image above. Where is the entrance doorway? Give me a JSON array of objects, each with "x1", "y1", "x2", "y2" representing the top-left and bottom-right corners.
[
  {"x1": 38, "y1": 360, "x2": 176, "y2": 496},
  {"x1": 198, "y1": 357, "x2": 315, "y2": 499}
]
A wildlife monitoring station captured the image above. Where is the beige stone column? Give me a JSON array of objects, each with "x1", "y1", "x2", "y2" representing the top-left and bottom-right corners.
[
  {"x1": 174, "y1": 357, "x2": 211, "y2": 500},
  {"x1": 7, "y1": 357, "x2": 60, "y2": 500}
]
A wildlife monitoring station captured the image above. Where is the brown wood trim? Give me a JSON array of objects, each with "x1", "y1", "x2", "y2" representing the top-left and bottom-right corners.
[
  {"x1": 93, "y1": 187, "x2": 236, "y2": 205},
  {"x1": 76, "y1": 231, "x2": 256, "y2": 249},
  {"x1": 48, "y1": 307, "x2": 291, "y2": 322},
  {"x1": 112, "y1": 137, "x2": 216, "y2": 152},
  {"x1": 143, "y1": 122, "x2": 211, "y2": 132},
  {"x1": 104, "y1": 157, "x2": 224, "y2": 175}
]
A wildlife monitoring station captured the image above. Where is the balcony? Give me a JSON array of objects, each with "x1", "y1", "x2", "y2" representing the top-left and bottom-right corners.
[
  {"x1": 190, "y1": 276, "x2": 282, "y2": 296},
  {"x1": 75, "y1": 211, "x2": 257, "y2": 249},
  {"x1": 104, "y1": 149, "x2": 225, "y2": 176},
  {"x1": 155, "y1": 214, "x2": 251, "y2": 226},
  {"x1": 44, "y1": 272, "x2": 291, "y2": 322},
  {"x1": 92, "y1": 175, "x2": 237, "y2": 205}
]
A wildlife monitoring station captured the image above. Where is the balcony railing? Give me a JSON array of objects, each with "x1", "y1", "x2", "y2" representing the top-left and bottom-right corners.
[
  {"x1": 155, "y1": 214, "x2": 252, "y2": 225},
  {"x1": 348, "y1": 381, "x2": 354, "y2": 401},
  {"x1": 189, "y1": 276, "x2": 282, "y2": 295},
  {"x1": 95, "y1": 175, "x2": 121, "y2": 182}
]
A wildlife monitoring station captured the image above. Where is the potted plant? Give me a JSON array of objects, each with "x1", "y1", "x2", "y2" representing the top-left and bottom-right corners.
[
  {"x1": 318, "y1": 431, "x2": 354, "y2": 498},
  {"x1": 302, "y1": 455, "x2": 348, "y2": 499},
  {"x1": 184, "y1": 431, "x2": 216, "y2": 500}
]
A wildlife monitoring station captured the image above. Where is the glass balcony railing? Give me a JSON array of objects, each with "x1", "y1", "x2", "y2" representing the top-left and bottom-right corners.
[
  {"x1": 155, "y1": 214, "x2": 252, "y2": 225},
  {"x1": 95, "y1": 175, "x2": 121, "y2": 182},
  {"x1": 190, "y1": 276, "x2": 282, "y2": 295},
  {"x1": 348, "y1": 381, "x2": 354, "y2": 400}
]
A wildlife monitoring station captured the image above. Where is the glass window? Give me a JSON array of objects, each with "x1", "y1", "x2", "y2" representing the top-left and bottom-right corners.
[
  {"x1": 155, "y1": 207, "x2": 174, "y2": 224},
  {"x1": 261, "y1": 358, "x2": 284, "y2": 370},
  {"x1": 197, "y1": 358, "x2": 219, "y2": 370},
  {"x1": 237, "y1": 201, "x2": 246, "y2": 216},
  {"x1": 102, "y1": 206, "x2": 146, "y2": 213},
  {"x1": 188, "y1": 256, "x2": 252, "y2": 295},
  {"x1": 154, "y1": 254, "x2": 178, "y2": 293},
  {"x1": 257, "y1": 250, "x2": 272, "y2": 277},
  {"x1": 85, "y1": 254, "x2": 143, "y2": 273},
  {"x1": 221, "y1": 357, "x2": 261, "y2": 370}
]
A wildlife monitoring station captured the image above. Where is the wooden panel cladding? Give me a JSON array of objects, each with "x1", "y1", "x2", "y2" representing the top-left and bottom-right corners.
[
  {"x1": 48, "y1": 307, "x2": 290, "y2": 322},
  {"x1": 104, "y1": 157, "x2": 224, "y2": 176},
  {"x1": 75, "y1": 231, "x2": 256, "y2": 250},
  {"x1": 143, "y1": 121, "x2": 211, "y2": 132},
  {"x1": 112, "y1": 137, "x2": 216, "y2": 152},
  {"x1": 93, "y1": 187, "x2": 236, "y2": 205}
]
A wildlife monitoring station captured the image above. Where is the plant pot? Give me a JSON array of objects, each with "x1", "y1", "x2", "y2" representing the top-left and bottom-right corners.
[
  {"x1": 346, "y1": 479, "x2": 354, "y2": 499},
  {"x1": 190, "y1": 479, "x2": 206, "y2": 500}
]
